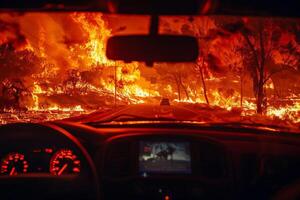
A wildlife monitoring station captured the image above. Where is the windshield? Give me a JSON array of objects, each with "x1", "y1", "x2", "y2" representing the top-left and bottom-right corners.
[{"x1": 0, "y1": 12, "x2": 299, "y2": 130}]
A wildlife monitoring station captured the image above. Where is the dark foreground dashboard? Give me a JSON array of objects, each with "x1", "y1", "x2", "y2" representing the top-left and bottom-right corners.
[
  {"x1": 102, "y1": 134, "x2": 230, "y2": 200},
  {"x1": 1, "y1": 122, "x2": 300, "y2": 200}
]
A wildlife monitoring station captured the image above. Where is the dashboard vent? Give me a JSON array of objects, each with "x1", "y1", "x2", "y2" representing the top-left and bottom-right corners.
[
  {"x1": 104, "y1": 140, "x2": 132, "y2": 178},
  {"x1": 262, "y1": 156, "x2": 300, "y2": 184},
  {"x1": 196, "y1": 142, "x2": 226, "y2": 179},
  {"x1": 240, "y1": 153, "x2": 259, "y2": 185}
]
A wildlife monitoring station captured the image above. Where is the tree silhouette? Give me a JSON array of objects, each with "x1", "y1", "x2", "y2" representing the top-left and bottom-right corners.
[
  {"x1": 216, "y1": 18, "x2": 300, "y2": 114},
  {"x1": 0, "y1": 44, "x2": 42, "y2": 109}
]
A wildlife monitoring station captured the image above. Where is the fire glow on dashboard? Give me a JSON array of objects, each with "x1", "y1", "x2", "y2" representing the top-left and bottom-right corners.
[{"x1": 139, "y1": 141, "x2": 191, "y2": 174}]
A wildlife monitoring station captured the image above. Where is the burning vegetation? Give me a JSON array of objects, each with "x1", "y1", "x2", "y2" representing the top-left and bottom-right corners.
[{"x1": 0, "y1": 13, "x2": 299, "y2": 126}]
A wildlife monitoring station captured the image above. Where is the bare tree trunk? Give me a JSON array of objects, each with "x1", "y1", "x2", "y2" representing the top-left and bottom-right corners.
[
  {"x1": 256, "y1": 26, "x2": 266, "y2": 114},
  {"x1": 256, "y1": 70, "x2": 265, "y2": 114},
  {"x1": 256, "y1": 83, "x2": 264, "y2": 114},
  {"x1": 199, "y1": 58, "x2": 209, "y2": 105},
  {"x1": 114, "y1": 65, "x2": 117, "y2": 109},
  {"x1": 174, "y1": 76, "x2": 181, "y2": 101},
  {"x1": 181, "y1": 84, "x2": 190, "y2": 100},
  {"x1": 176, "y1": 82, "x2": 181, "y2": 101},
  {"x1": 179, "y1": 75, "x2": 190, "y2": 100},
  {"x1": 242, "y1": 24, "x2": 266, "y2": 114},
  {"x1": 240, "y1": 75, "x2": 243, "y2": 108}
]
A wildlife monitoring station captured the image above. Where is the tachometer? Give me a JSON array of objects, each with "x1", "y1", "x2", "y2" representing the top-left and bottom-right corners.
[
  {"x1": 0, "y1": 153, "x2": 29, "y2": 175},
  {"x1": 50, "y1": 149, "x2": 81, "y2": 175}
]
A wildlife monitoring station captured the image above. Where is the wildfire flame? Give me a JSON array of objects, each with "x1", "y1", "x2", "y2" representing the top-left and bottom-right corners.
[
  {"x1": 24, "y1": 13, "x2": 159, "y2": 112},
  {"x1": 0, "y1": 13, "x2": 299, "y2": 126}
]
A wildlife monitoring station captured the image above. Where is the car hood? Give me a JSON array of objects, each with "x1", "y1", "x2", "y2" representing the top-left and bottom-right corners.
[{"x1": 62, "y1": 104, "x2": 299, "y2": 133}]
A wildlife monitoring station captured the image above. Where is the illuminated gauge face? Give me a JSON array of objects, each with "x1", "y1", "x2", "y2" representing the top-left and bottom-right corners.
[
  {"x1": 0, "y1": 153, "x2": 28, "y2": 175},
  {"x1": 50, "y1": 149, "x2": 81, "y2": 175}
]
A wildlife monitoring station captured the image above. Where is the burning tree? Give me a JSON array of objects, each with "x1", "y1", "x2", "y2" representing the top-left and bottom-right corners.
[
  {"x1": 155, "y1": 63, "x2": 191, "y2": 101},
  {"x1": 0, "y1": 44, "x2": 43, "y2": 110},
  {"x1": 160, "y1": 16, "x2": 220, "y2": 104},
  {"x1": 212, "y1": 33, "x2": 245, "y2": 107},
  {"x1": 185, "y1": 17, "x2": 217, "y2": 105},
  {"x1": 217, "y1": 18, "x2": 300, "y2": 114}
]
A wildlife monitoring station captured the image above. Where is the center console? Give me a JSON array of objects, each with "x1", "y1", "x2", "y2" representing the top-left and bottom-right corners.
[
  {"x1": 139, "y1": 141, "x2": 192, "y2": 176},
  {"x1": 102, "y1": 134, "x2": 233, "y2": 200}
]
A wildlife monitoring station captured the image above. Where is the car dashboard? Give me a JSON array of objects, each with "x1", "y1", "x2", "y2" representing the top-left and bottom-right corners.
[
  {"x1": 1, "y1": 122, "x2": 300, "y2": 200},
  {"x1": 102, "y1": 133, "x2": 230, "y2": 200},
  {"x1": 0, "y1": 147, "x2": 81, "y2": 176}
]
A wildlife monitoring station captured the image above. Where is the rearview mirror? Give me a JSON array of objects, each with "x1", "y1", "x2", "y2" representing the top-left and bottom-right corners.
[
  {"x1": 0, "y1": 0, "x2": 100, "y2": 10},
  {"x1": 106, "y1": 35, "x2": 199, "y2": 63},
  {"x1": 0, "y1": 0, "x2": 202, "y2": 14},
  {"x1": 106, "y1": 0, "x2": 203, "y2": 15}
]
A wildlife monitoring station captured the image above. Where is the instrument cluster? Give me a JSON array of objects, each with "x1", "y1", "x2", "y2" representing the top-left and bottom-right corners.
[{"x1": 0, "y1": 148, "x2": 81, "y2": 176}]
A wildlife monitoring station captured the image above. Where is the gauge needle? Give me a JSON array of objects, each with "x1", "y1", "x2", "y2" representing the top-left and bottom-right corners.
[
  {"x1": 9, "y1": 167, "x2": 16, "y2": 176},
  {"x1": 57, "y1": 164, "x2": 68, "y2": 175}
]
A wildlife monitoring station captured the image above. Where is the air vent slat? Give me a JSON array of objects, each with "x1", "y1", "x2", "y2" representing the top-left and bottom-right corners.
[{"x1": 105, "y1": 140, "x2": 131, "y2": 177}]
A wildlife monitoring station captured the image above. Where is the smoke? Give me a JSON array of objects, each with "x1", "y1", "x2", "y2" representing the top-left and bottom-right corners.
[
  {"x1": 10, "y1": 14, "x2": 103, "y2": 70},
  {"x1": 21, "y1": 14, "x2": 88, "y2": 76},
  {"x1": 0, "y1": 19, "x2": 28, "y2": 49}
]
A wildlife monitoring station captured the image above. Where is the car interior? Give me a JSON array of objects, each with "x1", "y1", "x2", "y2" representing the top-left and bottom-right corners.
[{"x1": 0, "y1": 0, "x2": 300, "y2": 200}]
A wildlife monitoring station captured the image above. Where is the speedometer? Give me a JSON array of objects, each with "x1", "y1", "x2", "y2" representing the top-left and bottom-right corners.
[
  {"x1": 0, "y1": 153, "x2": 29, "y2": 175},
  {"x1": 50, "y1": 149, "x2": 81, "y2": 175}
]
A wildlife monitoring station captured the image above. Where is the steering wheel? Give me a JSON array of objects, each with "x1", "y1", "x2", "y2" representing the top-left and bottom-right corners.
[{"x1": 0, "y1": 123, "x2": 100, "y2": 200}]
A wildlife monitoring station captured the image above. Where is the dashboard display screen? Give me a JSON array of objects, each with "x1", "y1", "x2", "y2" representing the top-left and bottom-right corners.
[{"x1": 139, "y1": 141, "x2": 191, "y2": 174}]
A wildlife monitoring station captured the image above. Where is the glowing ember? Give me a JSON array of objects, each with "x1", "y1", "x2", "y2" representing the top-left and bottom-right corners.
[{"x1": 267, "y1": 102, "x2": 300, "y2": 123}]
